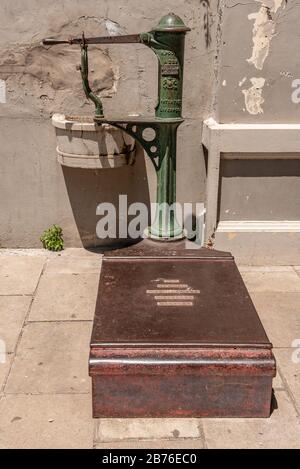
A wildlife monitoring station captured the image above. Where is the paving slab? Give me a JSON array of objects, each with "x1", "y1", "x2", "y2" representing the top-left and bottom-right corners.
[
  {"x1": 0, "y1": 256, "x2": 45, "y2": 295},
  {"x1": 5, "y1": 322, "x2": 92, "y2": 394},
  {"x1": 250, "y1": 292, "x2": 300, "y2": 348},
  {"x1": 238, "y1": 266, "x2": 295, "y2": 272},
  {"x1": 95, "y1": 418, "x2": 200, "y2": 443},
  {"x1": 28, "y1": 272, "x2": 99, "y2": 321},
  {"x1": 44, "y1": 255, "x2": 102, "y2": 274},
  {"x1": 94, "y1": 439, "x2": 204, "y2": 449},
  {"x1": 0, "y1": 296, "x2": 31, "y2": 352},
  {"x1": 60, "y1": 248, "x2": 103, "y2": 258},
  {"x1": 240, "y1": 269, "x2": 300, "y2": 293},
  {"x1": 0, "y1": 249, "x2": 49, "y2": 257},
  {"x1": 275, "y1": 348, "x2": 300, "y2": 409},
  {"x1": 202, "y1": 391, "x2": 300, "y2": 449},
  {"x1": 0, "y1": 394, "x2": 93, "y2": 449}
]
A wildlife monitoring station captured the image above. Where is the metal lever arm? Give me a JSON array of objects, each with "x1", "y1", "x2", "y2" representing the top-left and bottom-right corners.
[
  {"x1": 80, "y1": 40, "x2": 104, "y2": 118},
  {"x1": 42, "y1": 33, "x2": 143, "y2": 118},
  {"x1": 42, "y1": 34, "x2": 141, "y2": 46}
]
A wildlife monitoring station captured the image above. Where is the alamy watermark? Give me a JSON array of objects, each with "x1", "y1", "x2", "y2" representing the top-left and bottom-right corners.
[
  {"x1": 95, "y1": 195, "x2": 205, "y2": 244},
  {"x1": 0, "y1": 339, "x2": 6, "y2": 364},
  {"x1": 291, "y1": 79, "x2": 300, "y2": 103},
  {"x1": 291, "y1": 339, "x2": 300, "y2": 364}
]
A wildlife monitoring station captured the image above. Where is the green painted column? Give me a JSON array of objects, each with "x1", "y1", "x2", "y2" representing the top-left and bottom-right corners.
[{"x1": 141, "y1": 13, "x2": 190, "y2": 240}]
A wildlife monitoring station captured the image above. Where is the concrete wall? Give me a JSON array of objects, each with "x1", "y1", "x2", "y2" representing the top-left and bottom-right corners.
[
  {"x1": 1, "y1": 0, "x2": 299, "y2": 251},
  {"x1": 218, "y1": 158, "x2": 300, "y2": 221},
  {"x1": 0, "y1": 0, "x2": 219, "y2": 247},
  {"x1": 211, "y1": 0, "x2": 300, "y2": 263},
  {"x1": 216, "y1": 0, "x2": 300, "y2": 216}
]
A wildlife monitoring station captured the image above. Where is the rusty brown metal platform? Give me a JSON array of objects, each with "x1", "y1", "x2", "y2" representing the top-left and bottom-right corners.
[{"x1": 89, "y1": 240, "x2": 276, "y2": 418}]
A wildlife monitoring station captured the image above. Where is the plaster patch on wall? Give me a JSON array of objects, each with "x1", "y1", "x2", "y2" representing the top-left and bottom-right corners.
[
  {"x1": 0, "y1": 79, "x2": 6, "y2": 103},
  {"x1": 222, "y1": 79, "x2": 227, "y2": 86},
  {"x1": 0, "y1": 17, "x2": 118, "y2": 115},
  {"x1": 105, "y1": 19, "x2": 124, "y2": 36},
  {"x1": 242, "y1": 77, "x2": 266, "y2": 114},
  {"x1": 239, "y1": 77, "x2": 247, "y2": 87},
  {"x1": 247, "y1": 0, "x2": 286, "y2": 70}
]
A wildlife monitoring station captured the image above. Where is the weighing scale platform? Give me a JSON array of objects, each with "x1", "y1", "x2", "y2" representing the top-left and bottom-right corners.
[{"x1": 89, "y1": 240, "x2": 276, "y2": 418}]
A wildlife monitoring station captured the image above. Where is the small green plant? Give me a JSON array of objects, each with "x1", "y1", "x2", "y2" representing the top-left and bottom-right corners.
[{"x1": 40, "y1": 225, "x2": 64, "y2": 251}]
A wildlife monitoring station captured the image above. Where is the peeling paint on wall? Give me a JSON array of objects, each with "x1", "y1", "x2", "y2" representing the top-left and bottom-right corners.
[
  {"x1": 247, "y1": 0, "x2": 286, "y2": 70},
  {"x1": 105, "y1": 19, "x2": 124, "y2": 36},
  {"x1": 239, "y1": 77, "x2": 247, "y2": 87},
  {"x1": 242, "y1": 77, "x2": 266, "y2": 114},
  {"x1": 0, "y1": 17, "x2": 117, "y2": 115}
]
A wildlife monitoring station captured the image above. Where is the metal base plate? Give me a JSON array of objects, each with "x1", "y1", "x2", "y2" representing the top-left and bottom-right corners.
[{"x1": 89, "y1": 240, "x2": 276, "y2": 417}]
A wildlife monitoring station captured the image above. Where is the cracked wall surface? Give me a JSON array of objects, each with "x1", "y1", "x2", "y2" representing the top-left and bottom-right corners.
[
  {"x1": 0, "y1": 0, "x2": 219, "y2": 247},
  {"x1": 215, "y1": 0, "x2": 299, "y2": 122}
]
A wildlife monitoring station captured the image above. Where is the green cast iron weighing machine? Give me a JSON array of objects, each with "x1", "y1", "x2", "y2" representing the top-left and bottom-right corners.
[
  {"x1": 43, "y1": 13, "x2": 276, "y2": 418},
  {"x1": 44, "y1": 13, "x2": 190, "y2": 240}
]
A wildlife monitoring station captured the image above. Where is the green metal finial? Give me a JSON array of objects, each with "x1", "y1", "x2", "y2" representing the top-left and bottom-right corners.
[{"x1": 152, "y1": 13, "x2": 191, "y2": 33}]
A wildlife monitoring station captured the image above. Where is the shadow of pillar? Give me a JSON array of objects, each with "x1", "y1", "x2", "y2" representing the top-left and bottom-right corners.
[{"x1": 62, "y1": 146, "x2": 150, "y2": 248}]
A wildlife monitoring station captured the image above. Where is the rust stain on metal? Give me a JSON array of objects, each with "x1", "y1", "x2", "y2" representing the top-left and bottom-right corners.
[{"x1": 89, "y1": 240, "x2": 276, "y2": 418}]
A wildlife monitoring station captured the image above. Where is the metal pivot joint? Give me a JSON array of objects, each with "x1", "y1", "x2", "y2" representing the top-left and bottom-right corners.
[{"x1": 43, "y1": 13, "x2": 190, "y2": 240}]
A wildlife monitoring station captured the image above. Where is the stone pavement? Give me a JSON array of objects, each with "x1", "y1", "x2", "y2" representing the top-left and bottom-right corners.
[{"x1": 0, "y1": 249, "x2": 299, "y2": 449}]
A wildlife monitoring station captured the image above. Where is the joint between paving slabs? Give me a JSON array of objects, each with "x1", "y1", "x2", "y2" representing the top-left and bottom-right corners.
[
  {"x1": 197, "y1": 420, "x2": 208, "y2": 448},
  {"x1": 27, "y1": 319, "x2": 93, "y2": 324},
  {"x1": 4, "y1": 391, "x2": 91, "y2": 396},
  {"x1": 92, "y1": 436, "x2": 205, "y2": 446},
  {"x1": 0, "y1": 294, "x2": 33, "y2": 297}
]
